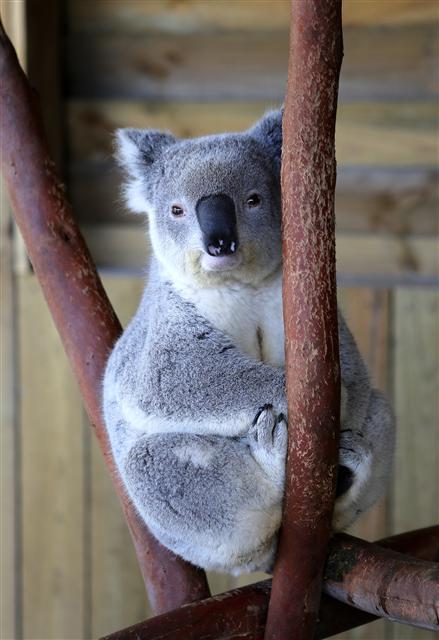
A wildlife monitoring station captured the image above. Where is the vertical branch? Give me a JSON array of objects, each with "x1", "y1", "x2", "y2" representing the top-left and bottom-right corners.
[
  {"x1": 265, "y1": 1, "x2": 343, "y2": 639},
  {"x1": 0, "y1": 20, "x2": 210, "y2": 614}
]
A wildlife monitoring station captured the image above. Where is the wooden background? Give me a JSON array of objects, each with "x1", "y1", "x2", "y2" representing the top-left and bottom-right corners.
[{"x1": 1, "y1": 1, "x2": 438, "y2": 639}]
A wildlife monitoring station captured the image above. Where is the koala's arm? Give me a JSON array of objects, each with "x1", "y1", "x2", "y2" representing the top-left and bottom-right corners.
[
  {"x1": 105, "y1": 283, "x2": 287, "y2": 441},
  {"x1": 103, "y1": 284, "x2": 288, "y2": 573}
]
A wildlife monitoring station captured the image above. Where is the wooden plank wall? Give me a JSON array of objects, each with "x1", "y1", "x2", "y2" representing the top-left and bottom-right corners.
[
  {"x1": 1, "y1": 185, "x2": 19, "y2": 640},
  {"x1": 1, "y1": 4, "x2": 27, "y2": 640},
  {"x1": 4, "y1": 1, "x2": 438, "y2": 639},
  {"x1": 13, "y1": 276, "x2": 439, "y2": 640},
  {"x1": 15, "y1": 276, "x2": 149, "y2": 640},
  {"x1": 62, "y1": 0, "x2": 438, "y2": 285}
]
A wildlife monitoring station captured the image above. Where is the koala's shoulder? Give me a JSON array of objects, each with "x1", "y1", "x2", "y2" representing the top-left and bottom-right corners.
[{"x1": 111, "y1": 277, "x2": 227, "y2": 371}]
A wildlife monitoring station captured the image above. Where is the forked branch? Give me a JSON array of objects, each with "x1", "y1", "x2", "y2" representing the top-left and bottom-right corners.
[{"x1": 0, "y1": 18, "x2": 210, "y2": 614}]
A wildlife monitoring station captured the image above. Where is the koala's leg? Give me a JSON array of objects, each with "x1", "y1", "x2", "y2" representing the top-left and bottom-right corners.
[
  {"x1": 333, "y1": 389, "x2": 395, "y2": 530},
  {"x1": 124, "y1": 431, "x2": 284, "y2": 574}
]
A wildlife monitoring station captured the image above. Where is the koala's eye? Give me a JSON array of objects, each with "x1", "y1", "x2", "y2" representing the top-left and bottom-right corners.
[
  {"x1": 171, "y1": 204, "x2": 185, "y2": 217},
  {"x1": 246, "y1": 194, "x2": 261, "y2": 208}
]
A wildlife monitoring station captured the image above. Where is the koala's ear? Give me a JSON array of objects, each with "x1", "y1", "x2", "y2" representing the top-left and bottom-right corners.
[
  {"x1": 248, "y1": 109, "x2": 283, "y2": 168},
  {"x1": 114, "y1": 128, "x2": 176, "y2": 177},
  {"x1": 114, "y1": 128, "x2": 176, "y2": 215}
]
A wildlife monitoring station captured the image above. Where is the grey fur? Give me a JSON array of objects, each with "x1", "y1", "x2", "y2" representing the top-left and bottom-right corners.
[{"x1": 103, "y1": 110, "x2": 395, "y2": 575}]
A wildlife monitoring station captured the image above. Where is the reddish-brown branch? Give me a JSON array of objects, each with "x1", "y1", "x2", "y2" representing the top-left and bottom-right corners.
[
  {"x1": 324, "y1": 533, "x2": 439, "y2": 631},
  {"x1": 101, "y1": 527, "x2": 439, "y2": 639},
  {"x1": 265, "y1": 1, "x2": 344, "y2": 638},
  {"x1": 0, "y1": 19, "x2": 210, "y2": 614},
  {"x1": 3, "y1": 8, "x2": 437, "y2": 639}
]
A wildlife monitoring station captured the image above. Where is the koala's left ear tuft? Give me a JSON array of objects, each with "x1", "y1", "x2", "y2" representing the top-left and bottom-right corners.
[
  {"x1": 114, "y1": 128, "x2": 176, "y2": 178},
  {"x1": 114, "y1": 128, "x2": 176, "y2": 215},
  {"x1": 248, "y1": 109, "x2": 283, "y2": 169}
]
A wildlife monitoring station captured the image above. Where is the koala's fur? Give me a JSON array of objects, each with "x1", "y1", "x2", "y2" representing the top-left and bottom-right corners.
[{"x1": 103, "y1": 110, "x2": 395, "y2": 575}]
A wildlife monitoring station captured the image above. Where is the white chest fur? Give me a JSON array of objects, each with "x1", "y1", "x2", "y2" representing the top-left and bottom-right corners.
[{"x1": 176, "y1": 274, "x2": 285, "y2": 367}]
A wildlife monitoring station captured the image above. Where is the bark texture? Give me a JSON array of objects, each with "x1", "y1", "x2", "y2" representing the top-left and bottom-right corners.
[
  {"x1": 265, "y1": 1, "x2": 344, "y2": 638},
  {"x1": 324, "y1": 534, "x2": 439, "y2": 631},
  {"x1": 101, "y1": 527, "x2": 439, "y2": 639},
  {"x1": 0, "y1": 19, "x2": 210, "y2": 614}
]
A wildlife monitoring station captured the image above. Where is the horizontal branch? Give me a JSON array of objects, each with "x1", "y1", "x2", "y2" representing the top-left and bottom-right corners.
[
  {"x1": 102, "y1": 526, "x2": 439, "y2": 639},
  {"x1": 324, "y1": 533, "x2": 439, "y2": 630}
]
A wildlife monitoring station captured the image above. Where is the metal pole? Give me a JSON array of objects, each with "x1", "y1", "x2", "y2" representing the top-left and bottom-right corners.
[
  {"x1": 265, "y1": 1, "x2": 343, "y2": 637},
  {"x1": 0, "y1": 18, "x2": 210, "y2": 614}
]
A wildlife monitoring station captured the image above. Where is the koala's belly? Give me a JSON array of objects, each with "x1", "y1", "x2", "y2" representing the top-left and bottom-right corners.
[
  {"x1": 255, "y1": 284, "x2": 285, "y2": 366},
  {"x1": 185, "y1": 276, "x2": 285, "y2": 367}
]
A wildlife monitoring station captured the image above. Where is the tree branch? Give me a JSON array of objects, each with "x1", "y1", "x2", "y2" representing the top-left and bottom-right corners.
[
  {"x1": 265, "y1": 2, "x2": 344, "y2": 637},
  {"x1": 0, "y1": 17, "x2": 210, "y2": 614}
]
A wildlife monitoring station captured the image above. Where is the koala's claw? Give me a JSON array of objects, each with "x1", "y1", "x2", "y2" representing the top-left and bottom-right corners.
[
  {"x1": 252, "y1": 404, "x2": 274, "y2": 427},
  {"x1": 273, "y1": 414, "x2": 288, "y2": 451},
  {"x1": 248, "y1": 406, "x2": 288, "y2": 484},
  {"x1": 250, "y1": 405, "x2": 285, "y2": 450}
]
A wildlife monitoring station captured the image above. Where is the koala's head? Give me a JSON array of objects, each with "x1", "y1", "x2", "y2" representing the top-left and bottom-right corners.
[{"x1": 115, "y1": 110, "x2": 282, "y2": 288}]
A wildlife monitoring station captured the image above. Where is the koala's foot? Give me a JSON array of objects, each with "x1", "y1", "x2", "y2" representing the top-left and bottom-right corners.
[
  {"x1": 248, "y1": 404, "x2": 288, "y2": 485},
  {"x1": 123, "y1": 431, "x2": 283, "y2": 573},
  {"x1": 333, "y1": 389, "x2": 395, "y2": 531},
  {"x1": 333, "y1": 428, "x2": 373, "y2": 530},
  {"x1": 336, "y1": 465, "x2": 354, "y2": 498}
]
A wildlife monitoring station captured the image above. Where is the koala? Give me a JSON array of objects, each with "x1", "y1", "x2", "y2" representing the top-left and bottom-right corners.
[{"x1": 102, "y1": 110, "x2": 395, "y2": 575}]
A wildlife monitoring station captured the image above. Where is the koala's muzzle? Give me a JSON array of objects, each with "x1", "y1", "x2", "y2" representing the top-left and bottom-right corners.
[{"x1": 196, "y1": 194, "x2": 239, "y2": 257}]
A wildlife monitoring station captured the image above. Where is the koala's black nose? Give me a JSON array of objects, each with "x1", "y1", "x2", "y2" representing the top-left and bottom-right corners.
[{"x1": 196, "y1": 194, "x2": 239, "y2": 257}]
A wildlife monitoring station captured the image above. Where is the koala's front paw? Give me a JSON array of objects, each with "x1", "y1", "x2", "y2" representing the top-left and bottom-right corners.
[
  {"x1": 333, "y1": 429, "x2": 373, "y2": 530},
  {"x1": 248, "y1": 404, "x2": 287, "y2": 485}
]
